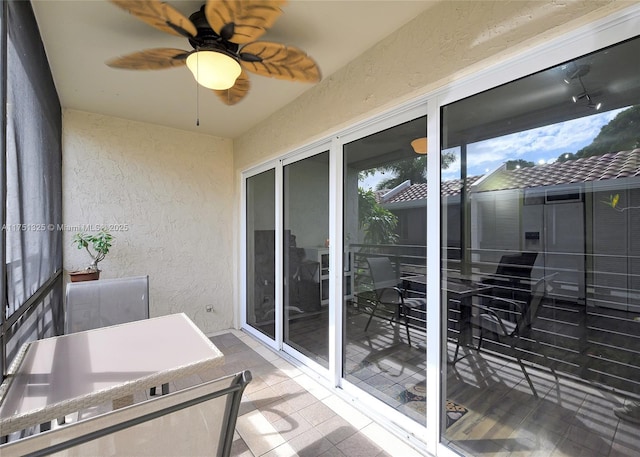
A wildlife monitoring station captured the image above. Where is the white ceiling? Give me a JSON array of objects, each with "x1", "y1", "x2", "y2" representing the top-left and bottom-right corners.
[{"x1": 31, "y1": 0, "x2": 432, "y2": 139}]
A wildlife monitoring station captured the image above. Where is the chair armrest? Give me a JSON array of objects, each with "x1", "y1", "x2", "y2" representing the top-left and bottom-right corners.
[
  {"x1": 468, "y1": 302, "x2": 513, "y2": 336},
  {"x1": 484, "y1": 296, "x2": 524, "y2": 314}
]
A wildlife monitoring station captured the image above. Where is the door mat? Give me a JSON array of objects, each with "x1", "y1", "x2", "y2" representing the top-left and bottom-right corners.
[{"x1": 398, "y1": 382, "x2": 468, "y2": 428}]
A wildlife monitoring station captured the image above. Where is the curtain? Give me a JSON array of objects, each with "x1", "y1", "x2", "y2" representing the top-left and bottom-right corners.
[{"x1": 2, "y1": 0, "x2": 63, "y2": 375}]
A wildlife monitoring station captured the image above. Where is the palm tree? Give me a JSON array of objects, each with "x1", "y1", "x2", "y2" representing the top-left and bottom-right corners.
[
  {"x1": 358, "y1": 188, "x2": 398, "y2": 245},
  {"x1": 374, "y1": 151, "x2": 457, "y2": 190}
]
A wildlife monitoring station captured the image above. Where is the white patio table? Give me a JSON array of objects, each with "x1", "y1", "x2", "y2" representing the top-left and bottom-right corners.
[{"x1": 0, "y1": 313, "x2": 224, "y2": 436}]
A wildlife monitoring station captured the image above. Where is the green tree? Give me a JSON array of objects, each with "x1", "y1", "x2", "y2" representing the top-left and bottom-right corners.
[
  {"x1": 374, "y1": 151, "x2": 457, "y2": 190},
  {"x1": 358, "y1": 188, "x2": 398, "y2": 244},
  {"x1": 505, "y1": 159, "x2": 535, "y2": 170},
  {"x1": 558, "y1": 105, "x2": 640, "y2": 161}
]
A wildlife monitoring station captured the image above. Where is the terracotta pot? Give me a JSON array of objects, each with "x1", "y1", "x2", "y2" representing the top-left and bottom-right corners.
[{"x1": 69, "y1": 270, "x2": 101, "y2": 282}]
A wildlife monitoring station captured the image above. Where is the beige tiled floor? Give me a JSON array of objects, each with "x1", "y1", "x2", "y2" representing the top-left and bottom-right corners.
[{"x1": 205, "y1": 330, "x2": 425, "y2": 457}]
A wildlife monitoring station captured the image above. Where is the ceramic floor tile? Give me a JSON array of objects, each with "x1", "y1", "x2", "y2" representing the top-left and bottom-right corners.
[
  {"x1": 230, "y1": 436, "x2": 254, "y2": 457},
  {"x1": 360, "y1": 422, "x2": 424, "y2": 457},
  {"x1": 322, "y1": 395, "x2": 373, "y2": 430},
  {"x1": 298, "y1": 399, "x2": 337, "y2": 427},
  {"x1": 335, "y1": 429, "x2": 384, "y2": 457},
  {"x1": 294, "y1": 374, "x2": 333, "y2": 401},
  {"x1": 318, "y1": 446, "x2": 348, "y2": 457},
  {"x1": 285, "y1": 427, "x2": 335, "y2": 457},
  {"x1": 314, "y1": 415, "x2": 359, "y2": 445},
  {"x1": 236, "y1": 409, "x2": 286, "y2": 456},
  {"x1": 261, "y1": 442, "x2": 300, "y2": 457},
  {"x1": 271, "y1": 411, "x2": 315, "y2": 442}
]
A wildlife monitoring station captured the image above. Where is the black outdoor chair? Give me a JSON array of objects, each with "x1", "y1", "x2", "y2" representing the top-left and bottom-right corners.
[
  {"x1": 481, "y1": 252, "x2": 538, "y2": 306},
  {"x1": 361, "y1": 256, "x2": 426, "y2": 347},
  {"x1": 456, "y1": 274, "x2": 556, "y2": 397}
]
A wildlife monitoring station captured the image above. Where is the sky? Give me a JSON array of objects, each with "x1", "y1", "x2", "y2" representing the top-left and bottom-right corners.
[
  {"x1": 441, "y1": 107, "x2": 626, "y2": 181},
  {"x1": 359, "y1": 107, "x2": 626, "y2": 190}
]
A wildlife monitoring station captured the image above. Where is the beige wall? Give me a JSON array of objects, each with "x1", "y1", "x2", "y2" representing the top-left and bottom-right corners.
[
  {"x1": 62, "y1": 110, "x2": 234, "y2": 334},
  {"x1": 233, "y1": 0, "x2": 627, "y2": 169}
]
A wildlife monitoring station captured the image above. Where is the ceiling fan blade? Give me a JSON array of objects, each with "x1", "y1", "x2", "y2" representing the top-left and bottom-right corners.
[
  {"x1": 205, "y1": 0, "x2": 286, "y2": 44},
  {"x1": 239, "y1": 41, "x2": 320, "y2": 83},
  {"x1": 214, "y1": 69, "x2": 251, "y2": 105},
  {"x1": 110, "y1": 0, "x2": 197, "y2": 38},
  {"x1": 106, "y1": 48, "x2": 190, "y2": 70}
]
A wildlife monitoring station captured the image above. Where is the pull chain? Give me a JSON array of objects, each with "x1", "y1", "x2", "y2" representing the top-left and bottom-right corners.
[{"x1": 195, "y1": 51, "x2": 200, "y2": 126}]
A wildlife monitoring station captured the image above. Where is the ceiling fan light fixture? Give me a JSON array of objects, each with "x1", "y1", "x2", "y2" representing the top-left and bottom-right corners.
[
  {"x1": 411, "y1": 137, "x2": 428, "y2": 155},
  {"x1": 186, "y1": 51, "x2": 241, "y2": 90}
]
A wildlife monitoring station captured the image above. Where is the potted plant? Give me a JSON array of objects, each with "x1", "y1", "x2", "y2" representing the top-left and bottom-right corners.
[{"x1": 69, "y1": 229, "x2": 114, "y2": 282}]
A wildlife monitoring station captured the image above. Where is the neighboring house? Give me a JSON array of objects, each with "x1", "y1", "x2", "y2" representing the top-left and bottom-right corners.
[{"x1": 381, "y1": 149, "x2": 640, "y2": 311}]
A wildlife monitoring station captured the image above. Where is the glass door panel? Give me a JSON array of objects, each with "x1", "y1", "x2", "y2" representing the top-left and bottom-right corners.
[
  {"x1": 246, "y1": 169, "x2": 276, "y2": 339},
  {"x1": 440, "y1": 36, "x2": 640, "y2": 456},
  {"x1": 283, "y1": 151, "x2": 330, "y2": 368},
  {"x1": 343, "y1": 115, "x2": 428, "y2": 425}
]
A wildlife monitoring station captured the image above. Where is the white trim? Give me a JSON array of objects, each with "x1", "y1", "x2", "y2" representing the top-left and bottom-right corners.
[
  {"x1": 280, "y1": 142, "x2": 332, "y2": 368},
  {"x1": 238, "y1": 168, "x2": 247, "y2": 331},
  {"x1": 280, "y1": 140, "x2": 331, "y2": 167},
  {"x1": 425, "y1": 96, "x2": 441, "y2": 455},
  {"x1": 274, "y1": 163, "x2": 284, "y2": 350},
  {"x1": 242, "y1": 158, "x2": 278, "y2": 179},
  {"x1": 329, "y1": 135, "x2": 343, "y2": 388},
  {"x1": 337, "y1": 102, "x2": 428, "y2": 146},
  {"x1": 240, "y1": 166, "x2": 280, "y2": 352}
]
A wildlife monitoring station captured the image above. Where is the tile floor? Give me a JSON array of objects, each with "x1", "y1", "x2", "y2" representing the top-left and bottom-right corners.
[{"x1": 203, "y1": 330, "x2": 425, "y2": 457}]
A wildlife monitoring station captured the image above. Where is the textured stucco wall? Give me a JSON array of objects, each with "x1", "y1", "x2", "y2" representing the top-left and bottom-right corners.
[
  {"x1": 233, "y1": 0, "x2": 628, "y2": 170},
  {"x1": 62, "y1": 110, "x2": 234, "y2": 334}
]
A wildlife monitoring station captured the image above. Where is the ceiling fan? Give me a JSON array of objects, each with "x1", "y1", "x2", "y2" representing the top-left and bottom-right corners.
[{"x1": 106, "y1": 0, "x2": 321, "y2": 105}]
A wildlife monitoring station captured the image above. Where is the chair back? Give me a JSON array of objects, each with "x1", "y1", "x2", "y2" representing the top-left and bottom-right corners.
[
  {"x1": 366, "y1": 257, "x2": 403, "y2": 304},
  {"x1": 66, "y1": 275, "x2": 150, "y2": 333},
  {"x1": 525, "y1": 273, "x2": 557, "y2": 327},
  {"x1": 366, "y1": 257, "x2": 400, "y2": 290},
  {"x1": 494, "y1": 252, "x2": 538, "y2": 281},
  {"x1": 0, "y1": 370, "x2": 252, "y2": 457}
]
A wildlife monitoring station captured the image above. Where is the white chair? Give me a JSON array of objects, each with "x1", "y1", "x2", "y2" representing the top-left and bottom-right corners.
[
  {"x1": 0, "y1": 370, "x2": 252, "y2": 457},
  {"x1": 65, "y1": 275, "x2": 149, "y2": 334}
]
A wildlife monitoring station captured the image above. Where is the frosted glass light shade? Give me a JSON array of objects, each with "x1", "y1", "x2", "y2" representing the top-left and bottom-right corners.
[{"x1": 186, "y1": 51, "x2": 241, "y2": 90}]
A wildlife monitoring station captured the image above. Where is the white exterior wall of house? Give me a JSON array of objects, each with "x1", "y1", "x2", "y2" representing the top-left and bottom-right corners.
[{"x1": 62, "y1": 110, "x2": 235, "y2": 335}]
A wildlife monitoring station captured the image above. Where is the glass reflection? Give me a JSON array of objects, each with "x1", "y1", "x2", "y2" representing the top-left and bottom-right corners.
[
  {"x1": 343, "y1": 116, "x2": 428, "y2": 425},
  {"x1": 283, "y1": 152, "x2": 330, "y2": 367},
  {"x1": 246, "y1": 170, "x2": 276, "y2": 339},
  {"x1": 441, "y1": 36, "x2": 640, "y2": 456}
]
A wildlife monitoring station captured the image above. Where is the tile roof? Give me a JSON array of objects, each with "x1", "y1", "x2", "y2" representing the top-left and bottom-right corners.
[
  {"x1": 382, "y1": 176, "x2": 483, "y2": 203},
  {"x1": 475, "y1": 149, "x2": 640, "y2": 193},
  {"x1": 381, "y1": 149, "x2": 640, "y2": 204}
]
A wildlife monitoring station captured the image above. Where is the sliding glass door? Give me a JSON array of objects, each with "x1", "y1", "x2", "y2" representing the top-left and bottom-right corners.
[
  {"x1": 440, "y1": 35, "x2": 640, "y2": 457},
  {"x1": 283, "y1": 151, "x2": 330, "y2": 368},
  {"x1": 343, "y1": 115, "x2": 428, "y2": 425},
  {"x1": 246, "y1": 169, "x2": 276, "y2": 339}
]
